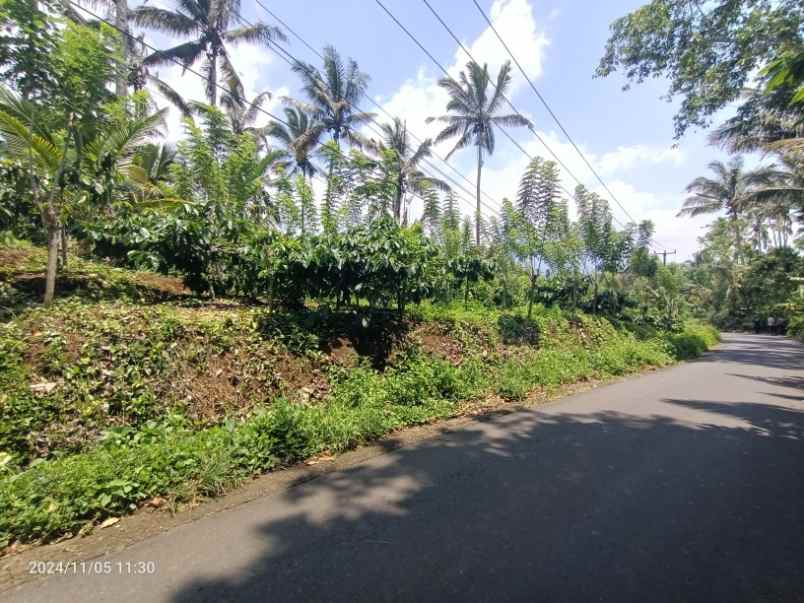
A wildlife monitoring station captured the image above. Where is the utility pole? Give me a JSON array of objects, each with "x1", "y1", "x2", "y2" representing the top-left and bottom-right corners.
[{"x1": 655, "y1": 250, "x2": 677, "y2": 266}]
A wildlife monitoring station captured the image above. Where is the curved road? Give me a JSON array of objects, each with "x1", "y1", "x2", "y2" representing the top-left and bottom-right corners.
[{"x1": 7, "y1": 333, "x2": 804, "y2": 602}]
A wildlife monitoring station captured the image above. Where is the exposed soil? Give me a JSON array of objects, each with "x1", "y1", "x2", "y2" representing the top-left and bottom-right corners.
[{"x1": 415, "y1": 325, "x2": 464, "y2": 365}]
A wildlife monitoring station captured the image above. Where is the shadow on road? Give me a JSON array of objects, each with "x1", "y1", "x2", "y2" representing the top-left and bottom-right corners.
[
  {"x1": 701, "y1": 332, "x2": 804, "y2": 370},
  {"x1": 170, "y1": 390, "x2": 804, "y2": 601}
]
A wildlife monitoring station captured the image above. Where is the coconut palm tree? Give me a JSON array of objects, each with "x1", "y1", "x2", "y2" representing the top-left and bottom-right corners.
[
  {"x1": 372, "y1": 118, "x2": 450, "y2": 224},
  {"x1": 266, "y1": 107, "x2": 325, "y2": 179},
  {"x1": 739, "y1": 156, "x2": 804, "y2": 247},
  {"x1": 287, "y1": 46, "x2": 375, "y2": 223},
  {"x1": 183, "y1": 81, "x2": 275, "y2": 148},
  {"x1": 132, "y1": 0, "x2": 285, "y2": 106},
  {"x1": 679, "y1": 158, "x2": 778, "y2": 261},
  {"x1": 427, "y1": 60, "x2": 531, "y2": 245},
  {"x1": 219, "y1": 85, "x2": 272, "y2": 138}
]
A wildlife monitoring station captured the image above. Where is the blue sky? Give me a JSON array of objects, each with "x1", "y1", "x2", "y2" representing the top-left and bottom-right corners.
[{"x1": 146, "y1": 0, "x2": 750, "y2": 259}]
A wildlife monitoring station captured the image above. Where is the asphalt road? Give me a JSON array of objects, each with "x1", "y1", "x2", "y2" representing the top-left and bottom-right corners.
[{"x1": 8, "y1": 333, "x2": 804, "y2": 602}]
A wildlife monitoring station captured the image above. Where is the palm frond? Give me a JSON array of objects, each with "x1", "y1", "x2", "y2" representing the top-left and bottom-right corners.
[
  {"x1": 143, "y1": 40, "x2": 205, "y2": 68},
  {"x1": 491, "y1": 113, "x2": 532, "y2": 129},
  {"x1": 0, "y1": 89, "x2": 61, "y2": 171},
  {"x1": 242, "y1": 91, "x2": 271, "y2": 126},
  {"x1": 131, "y1": 7, "x2": 199, "y2": 36},
  {"x1": 149, "y1": 75, "x2": 192, "y2": 118},
  {"x1": 487, "y1": 61, "x2": 513, "y2": 114},
  {"x1": 444, "y1": 128, "x2": 473, "y2": 160},
  {"x1": 432, "y1": 121, "x2": 465, "y2": 147},
  {"x1": 224, "y1": 23, "x2": 286, "y2": 46}
]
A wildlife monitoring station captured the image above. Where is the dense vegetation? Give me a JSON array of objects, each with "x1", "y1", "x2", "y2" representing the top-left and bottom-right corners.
[
  {"x1": 0, "y1": 242, "x2": 719, "y2": 546},
  {"x1": 600, "y1": 0, "x2": 804, "y2": 334},
  {"x1": 3, "y1": 0, "x2": 800, "y2": 548}
]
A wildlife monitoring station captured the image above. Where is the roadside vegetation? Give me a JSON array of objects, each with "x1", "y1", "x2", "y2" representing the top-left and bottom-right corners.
[
  {"x1": 599, "y1": 0, "x2": 804, "y2": 335},
  {"x1": 4, "y1": 0, "x2": 801, "y2": 550},
  {"x1": 0, "y1": 243, "x2": 717, "y2": 547}
]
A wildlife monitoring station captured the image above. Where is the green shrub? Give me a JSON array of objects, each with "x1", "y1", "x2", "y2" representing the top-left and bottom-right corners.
[{"x1": 665, "y1": 322, "x2": 720, "y2": 360}]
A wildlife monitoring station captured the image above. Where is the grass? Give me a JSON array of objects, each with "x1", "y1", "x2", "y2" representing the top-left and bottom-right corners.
[{"x1": 0, "y1": 244, "x2": 719, "y2": 548}]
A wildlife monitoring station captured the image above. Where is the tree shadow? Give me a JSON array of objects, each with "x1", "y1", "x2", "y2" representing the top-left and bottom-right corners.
[
  {"x1": 728, "y1": 373, "x2": 804, "y2": 391},
  {"x1": 497, "y1": 314, "x2": 541, "y2": 346},
  {"x1": 169, "y1": 395, "x2": 804, "y2": 602},
  {"x1": 700, "y1": 333, "x2": 804, "y2": 370},
  {"x1": 256, "y1": 308, "x2": 413, "y2": 369},
  {"x1": 3, "y1": 272, "x2": 189, "y2": 312}
]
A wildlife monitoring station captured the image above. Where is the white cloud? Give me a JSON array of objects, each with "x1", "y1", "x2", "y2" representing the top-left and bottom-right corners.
[
  {"x1": 148, "y1": 41, "x2": 284, "y2": 141},
  {"x1": 597, "y1": 145, "x2": 685, "y2": 176},
  {"x1": 372, "y1": 0, "x2": 704, "y2": 255},
  {"x1": 374, "y1": 0, "x2": 548, "y2": 156},
  {"x1": 451, "y1": 0, "x2": 549, "y2": 92}
]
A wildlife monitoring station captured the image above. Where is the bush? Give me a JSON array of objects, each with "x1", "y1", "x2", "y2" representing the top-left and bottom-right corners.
[{"x1": 665, "y1": 322, "x2": 720, "y2": 360}]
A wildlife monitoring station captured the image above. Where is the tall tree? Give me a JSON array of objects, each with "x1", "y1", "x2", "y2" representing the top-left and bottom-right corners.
[
  {"x1": 0, "y1": 89, "x2": 165, "y2": 304},
  {"x1": 373, "y1": 118, "x2": 449, "y2": 224},
  {"x1": 679, "y1": 158, "x2": 777, "y2": 261},
  {"x1": 0, "y1": 21, "x2": 127, "y2": 303},
  {"x1": 428, "y1": 60, "x2": 531, "y2": 244},
  {"x1": 517, "y1": 157, "x2": 562, "y2": 318},
  {"x1": 421, "y1": 185, "x2": 442, "y2": 236},
  {"x1": 288, "y1": 46, "x2": 375, "y2": 228},
  {"x1": 597, "y1": 0, "x2": 804, "y2": 138},
  {"x1": 132, "y1": 0, "x2": 285, "y2": 106},
  {"x1": 267, "y1": 107, "x2": 325, "y2": 179},
  {"x1": 576, "y1": 185, "x2": 625, "y2": 312}
]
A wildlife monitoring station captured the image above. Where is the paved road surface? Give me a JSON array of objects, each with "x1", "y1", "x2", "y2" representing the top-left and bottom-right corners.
[{"x1": 7, "y1": 333, "x2": 804, "y2": 602}]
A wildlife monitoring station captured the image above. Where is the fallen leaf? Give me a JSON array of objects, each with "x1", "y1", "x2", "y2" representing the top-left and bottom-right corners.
[
  {"x1": 99, "y1": 517, "x2": 120, "y2": 529},
  {"x1": 30, "y1": 381, "x2": 59, "y2": 395}
]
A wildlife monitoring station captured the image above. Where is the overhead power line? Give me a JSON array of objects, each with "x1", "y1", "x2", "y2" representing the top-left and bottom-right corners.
[
  {"x1": 469, "y1": 0, "x2": 670, "y2": 250},
  {"x1": 414, "y1": 0, "x2": 642, "y2": 233},
  {"x1": 376, "y1": 0, "x2": 653, "y2": 240},
  {"x1": 253, "y1": 0, "x2": 504, "y2": 218},
  {"x1": 66, "y1": 0, "x2": 470, "y2": 227}
]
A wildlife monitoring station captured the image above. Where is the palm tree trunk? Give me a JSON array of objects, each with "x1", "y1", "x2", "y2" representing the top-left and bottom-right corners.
[
  {"x1": 395, "y1": 172, "x2": 404, "y2": 224},
  {"x1": 59, "y1": 227, "x2": 68, "y2": 269},
  {"x1": 475, "y1": 145, "x2": 483, "y2": 246},
  {"x1": 730, "y1": 207, "x2": 741, "y2": 263},
  {"x1": 114, "y1": 0, "x2": 131, "y2": 97},
  {"x1": 42, "y1": 133, "x2": 72, "y2": 305},
  {"x1": 207, "y1": 48, "x2": 218, "y2": 106},
  {"x1": 324, "y1": 133, "x2": 339, "y2": 232},
  {"x1": 300, "y1": 175, "x2": 307, "y2": 236},
  {"x1": 44, "y1": 219, "x2": 59, "y2": 305}
]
